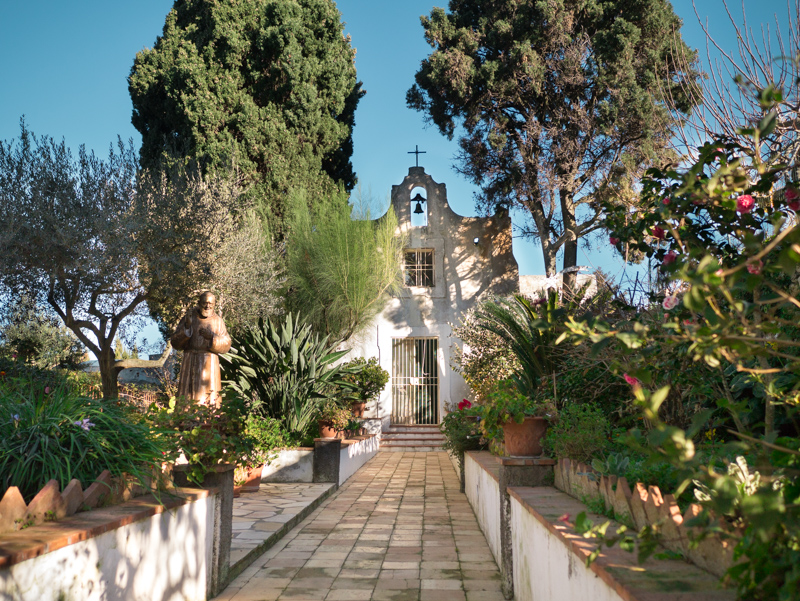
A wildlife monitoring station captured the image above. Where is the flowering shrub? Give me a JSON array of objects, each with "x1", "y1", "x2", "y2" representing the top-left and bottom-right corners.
[{"x1": 564, "y1": 83, "x2": 800, "y2": 598}]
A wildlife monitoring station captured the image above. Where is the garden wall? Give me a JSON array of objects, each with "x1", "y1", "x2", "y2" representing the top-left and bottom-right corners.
[
  {"x1": 464, "y1": 452, "x2": 501, "y2": 565},
  {"x1": 339, "y1": 435, "x2": 380, "y2": 485},
  {"x1": 463, "y1": 451, "x2": 734, "y2": 601},
  {"x1": 261, "y1": 448, "x2": 314, "y2": 483},
  {"x1": 0, "y1": 489, "x2": 216, "y2": 601}
]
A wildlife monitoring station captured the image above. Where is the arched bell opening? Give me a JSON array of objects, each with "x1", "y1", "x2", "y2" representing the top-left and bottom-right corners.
[{"x1": 409, "y1": 186, "x2": 427, "y2": 227}]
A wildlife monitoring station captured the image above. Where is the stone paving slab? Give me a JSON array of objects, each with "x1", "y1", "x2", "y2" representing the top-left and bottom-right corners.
[
  {"x1": 229, "y1": 483, "x2": 337, "y2": 582},
  {"x1": 216, "y1": 452, "x2": 504, "y2": 601}
]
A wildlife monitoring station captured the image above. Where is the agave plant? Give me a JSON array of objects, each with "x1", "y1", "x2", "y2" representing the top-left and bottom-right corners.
[{"x1": 221, "y1": 313, "x2": 357, "y2": 434}]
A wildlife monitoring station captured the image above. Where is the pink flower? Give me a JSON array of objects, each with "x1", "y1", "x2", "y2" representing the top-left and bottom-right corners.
[
  {"x1": 786, "y1": 187, "x2": 800, "y2": 211},
  {"x1": 44, "y1": 386, "x2": 50, "y2": 394},
  {"x1": 736, "y1": 194, "x2": 755, "y2": 214},
  {"x1": 623, "y1": 373, "x2": 641, "y2": 388},
  {"x1": 557, "y1": 513, "x2": 571, "y2": 523},
  {"x1": 747, "y1": 260, "x2": 763, "y2": 275},
  {"x1": 609, "y1": 236, "x2": 620, "y2": 246},
  {"x1": 662, "y1": 197, "x2": 670, "y2": 205},
  {"x1": 663, "y1": 250, "x2": 678, "y2": 265},
  {"x1": 458, "y1": 399, "x2": 472, "y2": 410},
  {"x1": 662, "y1": 296, "x2": 680, "y2": 310},
  {"x1": 651, "y1": 226, "x2": 666, "y2": 240}
]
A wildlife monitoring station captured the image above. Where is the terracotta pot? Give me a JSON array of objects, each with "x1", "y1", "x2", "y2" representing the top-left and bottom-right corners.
[
  {"x1": 503, "y1": 416, "x2": 548, "y2": 457},
  {"x1": 318, "y1": 420, "x2": 338, "y2": 438},
  {"x1": 350, "y1": 401, "x2": 366, "y2": 418},
  {"x1": 240, "y1": 465, "x2": 263, "y2": 493},
  {"x1": 233, "y1": 485, "x2": 242, "y2": 498}
]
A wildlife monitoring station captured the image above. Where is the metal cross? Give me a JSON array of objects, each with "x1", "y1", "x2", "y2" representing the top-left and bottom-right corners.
[{"x1": 408, "y1": 145, "x2": 426, "y2": 167}]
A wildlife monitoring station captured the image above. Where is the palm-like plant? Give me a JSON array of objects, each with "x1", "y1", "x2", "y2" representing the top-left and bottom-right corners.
[
  {"x1": 475, "y1": 293, "x2": 562, "y2": 399},
  {"x1": 221, "y1": 313, "x2": 357, "y2": 434}
]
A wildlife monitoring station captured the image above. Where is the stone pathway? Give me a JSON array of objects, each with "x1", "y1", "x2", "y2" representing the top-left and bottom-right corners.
[
  {"x1": 232, "y1": 483, "x2": 337, "y2": 567},
  {"x1": 217, "y1": 452, "x2": 503, "y2": 601}
]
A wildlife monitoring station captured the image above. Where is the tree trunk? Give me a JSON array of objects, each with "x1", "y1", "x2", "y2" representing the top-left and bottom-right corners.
[
  {"x1": 560, "y1": 189, "x2": 579, "y2": 292},
  {"x1": 98, "y1": 344, "x2": 119, "y2": 400}
]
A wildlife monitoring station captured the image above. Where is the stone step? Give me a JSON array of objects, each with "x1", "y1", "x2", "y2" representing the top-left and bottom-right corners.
[
  {"x1": 381, "y1": 432, "x2": 445, "y2": 440},
  {"x1": 379, "y1": 445, "x2": 443, "y2": 452},
  {"x1": 385, "y1": 424, "x2": 441, "y2": 431},
  {"x1": 381, "y1": 438, "x2": 445, "y2": 445}
]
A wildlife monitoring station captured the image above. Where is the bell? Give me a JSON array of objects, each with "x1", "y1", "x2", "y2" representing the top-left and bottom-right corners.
[{"x1": 412, "y1": 193, "x2": 426, "y2": 214}]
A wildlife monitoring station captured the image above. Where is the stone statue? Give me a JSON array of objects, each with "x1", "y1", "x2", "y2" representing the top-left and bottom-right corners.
[{"x1": 171, "y1": 291, "x2": 231, "y2": 407}]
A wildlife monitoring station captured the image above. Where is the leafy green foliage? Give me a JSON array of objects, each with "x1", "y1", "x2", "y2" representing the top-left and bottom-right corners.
[
  {"x1": 562, "y1": 79, "x2": 800, "y2": 598},
  {"x1": 0, "y1": 374, "x2": 167, "y2": 501},
  {"x1": 285, "y1": 189, "x2": 404, "y2": 342},
  {"x1": 221, "y1": 313, "x2": 356, "y2": 434},
  {"x1": 440, "y1": 405, "x2": 486, "y2": 455},
  {"x1": 339, "y1": 357, "x2": 389, "y2": 403},
  {"x1": 451, "y1": 301, "x2": 519, "y2": 405},
  {"x1": 316, "y1": 398, "x2": 351, "y2": 430},
  {"x1": 147, "y1": 394, "x2": 255, "y2": 485},
  {"x1": 129, "y1": 0, "x2": 363, "y2": 232},
  {"x1": 544, "y1": 403, "x2": 609, "y2": 463},
  {"x1": 477, "y1": 380, "x2": 554, "y2": 444},
  {"x1": 245, "y1": 414, "x2": 290, "y2": 465},
  {"x1": 476, "y1": 292, "x2": 564, "y2": 398},
  {"x1": 0, "y1": 295, "x2": 85, "y2": 370},
  {"x1": 407, "y1": 0, "x2": 700, "y2": 283}
]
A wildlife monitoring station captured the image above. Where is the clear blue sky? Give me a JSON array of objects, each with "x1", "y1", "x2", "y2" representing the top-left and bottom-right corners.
[{"x1": 0, "y1": 0, "x2": 791, "y2": 347}]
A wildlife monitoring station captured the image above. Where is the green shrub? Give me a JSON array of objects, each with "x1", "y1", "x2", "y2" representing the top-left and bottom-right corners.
[
  {"x1": 0, "y1": 375, "x2": 167, "y2": 501},
  {"x1": 147, "y1": 394, "x2": 255, "y2": 485},
  {"x1": 544, "y1": 403, "x2": 609, "y2": 462},
  {"x1": 440, "y1": 404, "x2": 485, "y2": 455},
  {"x1": 478, "y1": 380, "x2": 554, "y2": 444},
  {"x1": 245, "y1": 414, "x2": 289, "y2": 465},
  {"x1": 339, "y1": 357, "x2": 389, "y2": 403}
]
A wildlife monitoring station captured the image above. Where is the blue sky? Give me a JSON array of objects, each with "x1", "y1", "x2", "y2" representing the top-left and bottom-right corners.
[{"x1": 0, "y1": 0, "x2": 791, "y2": 348}]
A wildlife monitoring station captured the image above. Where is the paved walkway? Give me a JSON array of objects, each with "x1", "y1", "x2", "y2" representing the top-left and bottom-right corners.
[
  {"x1": 232, "y1": 483, "x2": 336, "y2": 567},
  {"x1": 216, "y1": 452, "x2": 503, "y2": 601}
]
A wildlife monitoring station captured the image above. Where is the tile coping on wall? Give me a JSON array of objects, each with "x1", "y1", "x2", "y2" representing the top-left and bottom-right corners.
[
  {"x1": 0, "y1": 487, "x2": 210, "y2": 569},
  {"x1": 311, "y1": 433, "x2": 378, "y2": 445},
  {"x1": 508, "y1": 486, "x2": 734, "y2": 601}
]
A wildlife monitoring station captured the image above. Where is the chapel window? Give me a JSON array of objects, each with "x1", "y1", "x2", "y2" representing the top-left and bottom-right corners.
[{"x1": 404, "y1": 249, "x2": 434, "y2": 287}]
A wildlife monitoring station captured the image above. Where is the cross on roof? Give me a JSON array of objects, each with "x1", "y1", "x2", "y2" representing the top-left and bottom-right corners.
[{"x1": 408, "y1": 145, "x2": 426, "y2": 167}]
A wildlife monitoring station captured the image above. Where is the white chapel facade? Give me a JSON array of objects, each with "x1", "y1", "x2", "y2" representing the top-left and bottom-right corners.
[{"x1": 348, "y1": 166, "x2": 519, "y2": 430}]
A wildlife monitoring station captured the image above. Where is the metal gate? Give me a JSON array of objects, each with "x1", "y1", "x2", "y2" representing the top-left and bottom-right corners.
[{"x1": 391, "y1": 337, "x2": 439, "y2": 424}]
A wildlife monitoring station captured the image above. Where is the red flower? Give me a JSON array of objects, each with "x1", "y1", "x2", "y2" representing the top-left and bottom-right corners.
[
  {"x1": 651, "y1": 226, "x2": 666, "y2": 240},
  {"x1": 736, "y1": 194, "x2": 755, "y2": 214},
  {"x1": 662, "y1": 197, "x2": 670, "y2": 205},
  {"x1": 623, "y1": 373, "x2": 641, "y2": 388},
  {"x1": 747, "y1": 260, "x2": 763, "y2": 275},
  {"x1": 663, "y1": 250, "x2": 678, "y2": 265},
  {"x1": 557, "y1": 513, "x2": 571, "y2": 523},
  {"x1": 786, "y1": 187, "x2": 800, "y2": 211},
  {"x1": 609, "y1": 236, "x2": 620, "y2": 246},
  {"x1": 458, "y1": 399, "x2": 472, "y2": 410}
]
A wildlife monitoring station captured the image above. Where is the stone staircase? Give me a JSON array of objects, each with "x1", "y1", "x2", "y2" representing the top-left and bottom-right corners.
[{"x1": 379, "y1": 424, "x2": 445, "y2": 452}]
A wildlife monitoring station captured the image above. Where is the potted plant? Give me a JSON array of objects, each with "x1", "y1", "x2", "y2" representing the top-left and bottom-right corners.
[
  {"x1": 478, "y1": 380, "x2": 553, "y2": 457},
  {"x1": 339, "y1": 357, "x2": 389, "y2": 417},
  {"x1": 316, "y1": 398, "x2": 350, "y2": 438}
]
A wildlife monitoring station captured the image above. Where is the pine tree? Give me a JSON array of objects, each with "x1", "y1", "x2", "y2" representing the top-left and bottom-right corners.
[{"x1": 407, "y1": 0, "x2": 700, "y2": 289}]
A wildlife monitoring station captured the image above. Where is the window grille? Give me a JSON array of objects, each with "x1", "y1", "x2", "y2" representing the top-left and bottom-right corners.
[
  {"x1": 391, "y1": 337, "x2": 439, "y2": 425},
  {"x1": 404, "y1": 249, "x2": 434, "y2": 287}
]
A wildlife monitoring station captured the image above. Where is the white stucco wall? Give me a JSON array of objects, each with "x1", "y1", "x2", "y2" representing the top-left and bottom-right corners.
[
  {"x1": 464, "y1": 453, "x2": 501, "y2": 566},
  {"x1": 510, "y1": 495, "x2": 621, "y2": 601},
  {"x1": 0, "y1": 494, "x2": 216, "y2": 601},
  {"x1": 261, "y1": 449, "x2": 314, "y2": 483},
  {"x1": 339, "y1": 436, "x2": 380, "y2": 485}
]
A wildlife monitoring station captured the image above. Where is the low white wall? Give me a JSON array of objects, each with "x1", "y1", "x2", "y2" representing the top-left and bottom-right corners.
[
  {"x1": 262, "y1": 449, "x2": 314, "y2": 483},
  {"x1": 339, "y1": 436, "x2": 379, "y2": 485},
  {"x1": 464, "y1": 453, "x2": 501, "y2": 565},
  {"x1": 448, "y1": 451, "x2": 461, "y2": 481},
  {"x1": 510, "y1": 494, "x2": 620, "y2": 601},
  {"x1": 0, "y1": 494, "x2": 215, "y2": 601}
]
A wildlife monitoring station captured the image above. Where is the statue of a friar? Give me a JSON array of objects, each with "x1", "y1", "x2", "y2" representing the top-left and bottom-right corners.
[{"x1": 171, "y1": 291, "x2": 231, "y2": 407}]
